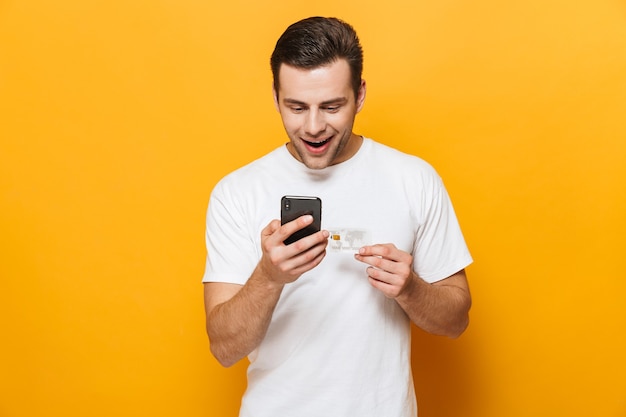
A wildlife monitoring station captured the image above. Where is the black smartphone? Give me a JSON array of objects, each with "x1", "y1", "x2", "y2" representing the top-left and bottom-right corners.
[{"x1": 280, "y1": 195, "x2": 322, "y2": 245}]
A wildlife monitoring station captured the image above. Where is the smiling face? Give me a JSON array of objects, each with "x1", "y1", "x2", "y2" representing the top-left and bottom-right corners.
[{"x1": 274, "y1": 59, "x2": 366, "y2": 169}]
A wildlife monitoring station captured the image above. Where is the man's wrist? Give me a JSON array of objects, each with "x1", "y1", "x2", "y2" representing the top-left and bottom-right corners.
[
  {"x1": 395, "y1": 271, "x2": 420, "y2": 302},
  {"x1": 252, "y1": 262, "x2": 286, "y2": 293}
]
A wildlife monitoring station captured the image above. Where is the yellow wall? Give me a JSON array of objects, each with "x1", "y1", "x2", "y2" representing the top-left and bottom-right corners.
[{"x1": 1, "y1": 1, "x2": 625, "y2": 416}]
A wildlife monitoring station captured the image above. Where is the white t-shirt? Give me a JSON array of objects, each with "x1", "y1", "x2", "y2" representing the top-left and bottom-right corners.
[{"x1": 203, "y1": 138, "x2": 473, "y2": 417}]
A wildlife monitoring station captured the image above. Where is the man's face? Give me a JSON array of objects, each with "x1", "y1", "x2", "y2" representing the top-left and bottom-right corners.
[{"x1": 274, "y1": 59, "x2": 366, "y2": 169}]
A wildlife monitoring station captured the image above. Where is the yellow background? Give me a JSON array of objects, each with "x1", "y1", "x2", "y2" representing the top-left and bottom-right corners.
[{"x1": 1, "y1": 1, "x2": 625, "y2": 416}]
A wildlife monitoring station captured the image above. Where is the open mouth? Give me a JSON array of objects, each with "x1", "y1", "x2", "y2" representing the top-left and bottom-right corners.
[{"x1": 303, "y1": 138, "x2": 331, "y2": 148}]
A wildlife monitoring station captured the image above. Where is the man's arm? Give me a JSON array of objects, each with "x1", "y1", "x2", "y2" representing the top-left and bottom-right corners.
[
  {"x1": 204, "y1": 215, "x2": 329, "y2": 367},
  {"x1": 354, "y1": 244, "x2": 471, "y2": 338},
  {"x1": 395, "y1": 269, "x2": 470, "y2": 337},
  {"x1": 204, "y1": 277, "x2": 282, "y2": 367}
]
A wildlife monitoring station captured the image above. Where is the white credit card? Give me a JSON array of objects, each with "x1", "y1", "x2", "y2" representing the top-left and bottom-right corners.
[{"x1": 327, "y1": 228, "x2": 371, "y2": 253}]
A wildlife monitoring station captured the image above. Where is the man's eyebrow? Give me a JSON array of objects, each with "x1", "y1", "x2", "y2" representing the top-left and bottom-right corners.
[
  {"x1": 282, "y1": 98, "x2": 307, "y2": 106},
  {"x1": 320, "y1": 97, "x2": 348, "y2": 106},
  {"x1": 282, "y1": 97, "x2": 348, "y2": 106}
]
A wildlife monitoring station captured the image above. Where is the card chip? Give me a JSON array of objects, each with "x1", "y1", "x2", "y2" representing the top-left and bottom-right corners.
[{"x1": 332, "y1": 234, "x2": 341, "y2": 240}]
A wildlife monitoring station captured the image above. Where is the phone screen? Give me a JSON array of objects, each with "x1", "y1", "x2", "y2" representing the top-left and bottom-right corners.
[{"x1": 280, "y1": 196, "x2": 322, "y2": 245}]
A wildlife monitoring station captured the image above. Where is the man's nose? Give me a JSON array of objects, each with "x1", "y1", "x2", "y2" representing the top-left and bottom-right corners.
[{"x1": 304, "y1": 110, "x2": 325, "y2": 136}]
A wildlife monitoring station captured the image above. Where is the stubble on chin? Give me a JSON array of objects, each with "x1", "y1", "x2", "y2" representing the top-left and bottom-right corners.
[
  {"x1": 287, "y1": 132, "x2": 356, "y2": 169},
  {"x1": 300, "y1": 145, "x2": 341, "y2": 170}
]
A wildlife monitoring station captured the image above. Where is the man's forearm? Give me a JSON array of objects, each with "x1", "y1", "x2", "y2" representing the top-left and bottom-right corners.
[
  {"x1": 207, "y1": 268, "x2": 284, "y2": 367},
  {"x1": 395, "y1": 270, "x2": 471, "y2": 338}
]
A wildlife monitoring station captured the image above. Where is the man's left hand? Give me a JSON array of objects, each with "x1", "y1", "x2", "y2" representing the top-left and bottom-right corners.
[{"x1": 354, "y1": 243, "x2": 416, "y2": 299}]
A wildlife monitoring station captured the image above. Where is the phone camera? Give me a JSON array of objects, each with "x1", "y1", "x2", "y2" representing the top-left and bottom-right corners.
[{"x1": 284, "y1": 200, "x2": 291, "y2": 211}]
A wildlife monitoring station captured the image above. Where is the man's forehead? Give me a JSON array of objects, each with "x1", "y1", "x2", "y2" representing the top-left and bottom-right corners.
[{"x1": 276, "y1": 60, "x2": 353, "y2": 100}]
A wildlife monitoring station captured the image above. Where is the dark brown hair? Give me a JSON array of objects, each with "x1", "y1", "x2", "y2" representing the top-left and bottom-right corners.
[{"x1": 270, "y1": 17, "x2": 363, "y2": 98}]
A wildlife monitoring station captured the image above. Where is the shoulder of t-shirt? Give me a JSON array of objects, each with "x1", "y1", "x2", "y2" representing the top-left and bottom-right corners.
[
  {"x1": 211, "y1": 145, "x2": 286, "y2": 193},
  {"x1": 364, "y1": 138, "x2": 441, "y2": 180}
]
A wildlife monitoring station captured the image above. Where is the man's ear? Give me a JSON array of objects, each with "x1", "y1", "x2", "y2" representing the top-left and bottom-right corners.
[{"x1": 356, "y1": 79, "x2": 367, "y2": 113}]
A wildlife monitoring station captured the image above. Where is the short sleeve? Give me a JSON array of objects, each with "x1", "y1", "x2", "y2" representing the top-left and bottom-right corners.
[
  {"x1": 412, "y1": 171, "x2": 473, "y2": 283},
  {"x1": 202, "y1": 181, "x2": 259, "y2": 284}
]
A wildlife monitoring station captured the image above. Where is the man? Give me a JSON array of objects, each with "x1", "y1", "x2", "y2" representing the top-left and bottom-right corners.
[{"x1": 203, "y1": 16, "x2": 472, "y2": 417}]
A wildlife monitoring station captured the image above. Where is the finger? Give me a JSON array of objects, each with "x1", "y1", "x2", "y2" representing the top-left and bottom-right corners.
[
  {"x1": 357, "y1": 244, "x2": 412, "y2": 264},
  {"x1": 368, "y1": 276, "x2": 402, "y2": 299},
  {"x1": 355, "y1": 252, "x2": 412, "y2": 280},
  {"x1": 360, "y1": 257, "x2": 402, "y2": 276},
  {"x1": 279, "y1": 236, "x2": 328, "y2": 275},
  {"x1": 276, "y1": 214, "x2": 315, "y2": 243},
  {"x1": 357, "y1": 243, "x2": 396, "y2": 258},
  {"x1": 262, "y1": 219, "x2": 281, "y2": 238},
  {"x1": 354, "y1": 250, "x2": 399, "y2": 272},
  {"x1": 285, "y1": 230, "x2": 329, "y2": 259},
  {"x1": 365, "y1": 264, "x2": 410, "y2": 299},
  {"x1": 289, "y1": 242, "x2": 328, "y2": 275},
  {"x1": 365, "y1": 265, "x2": 395, "y2": 283}
]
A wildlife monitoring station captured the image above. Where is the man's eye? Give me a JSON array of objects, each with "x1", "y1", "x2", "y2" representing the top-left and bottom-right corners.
[
  {"x1": 324, "y1": 106, "x2": 340, "y2": 112},
  {"x1": 291, "y1": 107, "x2": 304, "y2": 113}
]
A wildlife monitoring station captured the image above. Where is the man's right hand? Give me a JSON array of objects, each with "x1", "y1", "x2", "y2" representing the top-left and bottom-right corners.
[
  {"x1": 257, "y1": 215, "x2": 329, "y2": 286},
  {"x1": 204, "y1": 215, "x2": 328, "y2": 367}
]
